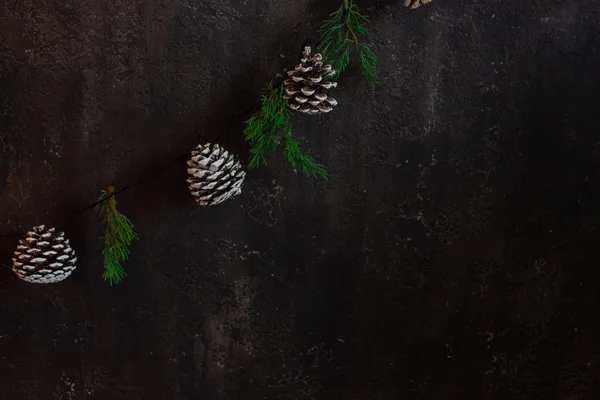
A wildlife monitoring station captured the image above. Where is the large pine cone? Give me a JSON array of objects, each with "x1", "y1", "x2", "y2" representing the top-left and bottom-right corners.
[
  {"x1": 283, "y1": 46, "x2": 338, "y2": 114},
  {"x1": 12, "y1": 225, "x2": 77, "y2": 284},
  {"x1": 186, "y1": 143, "x2": 246, "y2": 206},
  {"x1": 404, "y1": 0, "x2": 432, "y2": 8}
]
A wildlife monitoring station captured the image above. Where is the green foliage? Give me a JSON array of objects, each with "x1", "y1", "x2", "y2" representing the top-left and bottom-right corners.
[
  {"x1": 243, "y1": 84, "x2": 291, "y2": 169},
  {"x1": 318, "y1": 0, "x2": 378, "y2": 85},
  {"x1": 358, "y1": 43, "x2": 378, "y2": 85},
  {"x1": 243, "y1": 83, "x2": 328, "y2": 179},
  {"x1": 95, "y1": 187, "x2": 138, "y2": 285},
  {"x1": 283, "y1": 132, "x2": 327, "y2": 179}
]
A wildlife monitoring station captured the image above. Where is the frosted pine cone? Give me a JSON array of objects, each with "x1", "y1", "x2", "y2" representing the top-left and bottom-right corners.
[
  {"x1": 283, "y1": 46, "x2": 338, "y2": 114},
  {"x1": 186, "y1": 143, "x2": 246, "y2": 206},
  {"x1": 12, "y1": 225, "x2": 77, "y2": 284},
  {"x1": 404, "y1": 0, "x2": 432, "y2": 8}
]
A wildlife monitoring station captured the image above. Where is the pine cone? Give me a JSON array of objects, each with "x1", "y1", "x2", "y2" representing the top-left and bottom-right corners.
[
  {"x1": 186, "y1": 143, "x2": 246, "y2": 206},
  {"x1": 404, "y1": 0, "x2": 433, "y2": 8},
  {"x1": 283, "y1": 46, "x2": 338, "y2": 114},
  {"x1": 12, "y1": 225, "x2": 77, "y2": 284}
]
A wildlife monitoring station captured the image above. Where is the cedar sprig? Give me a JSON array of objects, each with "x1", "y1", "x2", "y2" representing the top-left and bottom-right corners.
[
  {"x1": 318, "y1": 0, "x2": 378, "y2": 85},
  {"x1": 243, "y1": 82, "x2": 328, "y2": 179},
  {"x1": 95, "y1": 187, "x2": 138, "y2": 285}
]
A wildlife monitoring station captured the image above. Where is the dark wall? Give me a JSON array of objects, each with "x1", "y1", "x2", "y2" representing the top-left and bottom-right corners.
[{"x1": 1, "y1": 1, "x2": 600, "y2": 399}]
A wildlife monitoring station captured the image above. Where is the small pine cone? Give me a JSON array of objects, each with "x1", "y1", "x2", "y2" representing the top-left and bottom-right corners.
[
  {"x1": 186, "y1": 143, "x2": 246, "y2": 206},
  {"x1": 404, "y1": 0, "x2": 433, "y2": 8},
  {"x1": 12, "y1": 225, "x2": 77, "y2": 284},
  {"x1": 283, "y1": 46, "x2": 338, "y2": 115}
]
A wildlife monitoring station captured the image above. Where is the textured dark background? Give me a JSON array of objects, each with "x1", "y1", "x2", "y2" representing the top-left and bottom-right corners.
[{"x1": 1, "y1": 0, "x2": 600, "y2": 399}]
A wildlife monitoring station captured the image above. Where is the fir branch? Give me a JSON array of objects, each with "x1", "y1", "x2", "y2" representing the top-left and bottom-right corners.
[
  {"x1": 243, "y1": 82, "x2": 328, "y2": 179},
  {"x1": 244, "y1": 83, "x2": 291, "y2": 169},
  {"x1": 283, "y1": 131, "x2": 328, "y2": 180},
  {"x1": 318, "y1": 0, "x2": 378, "y2": 85},
  {"x1": 358, "y1": 43, "x2": 378, "y2": 85},
  {"x1": 95, "y1": 187, "x2": 138, "y2": 285}
]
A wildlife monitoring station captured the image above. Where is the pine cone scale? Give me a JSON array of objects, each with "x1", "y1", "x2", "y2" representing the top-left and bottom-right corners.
[{"x1": 404, "y1": 0, "x2": 432, "y2": 8}]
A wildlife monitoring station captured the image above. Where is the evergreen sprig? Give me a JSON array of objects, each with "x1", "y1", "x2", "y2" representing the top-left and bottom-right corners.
[
  {"x1": 95, "y1": 187, "x2": 138, "y2": 285},
  {"x1": 318, "y1": 0, "x2": 378, "y2": 85},
  {"x1": 283, "y1": 131, "x2": 327, "y2": 179},
  {"x1": 243, "y1": 83, "x2": 328, "y2": 179}
]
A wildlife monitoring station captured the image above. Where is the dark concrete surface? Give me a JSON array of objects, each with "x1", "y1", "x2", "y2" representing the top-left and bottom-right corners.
[{"x1": 1, "y1": 0, "x2": 600, "y2": 399}]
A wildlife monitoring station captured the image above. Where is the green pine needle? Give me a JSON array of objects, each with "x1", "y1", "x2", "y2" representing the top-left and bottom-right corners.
[
  {"x1": 358, "y1": 43, "x2": 378, "y2": 84},
  {"x1": 283, "y1": 132, "x2": 328, "y2": 180},
  {"x1": 243, "y1": 83, "x2": 328, "y2": 179},
  {"x1": 318, "y1": 0, "x2": 378, "y2": 85},
  {"x1": 95, "y1": 187, "x2": 138, "y2": 285}
]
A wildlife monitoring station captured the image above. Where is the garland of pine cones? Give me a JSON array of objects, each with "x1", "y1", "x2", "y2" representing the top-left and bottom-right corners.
[{"x1": 6, "y1": 0, "x2": 434, "y2": 284}]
